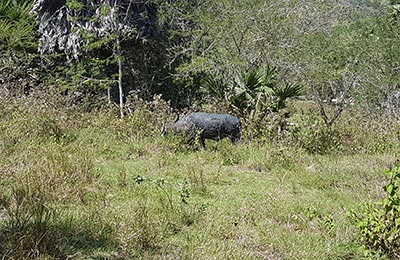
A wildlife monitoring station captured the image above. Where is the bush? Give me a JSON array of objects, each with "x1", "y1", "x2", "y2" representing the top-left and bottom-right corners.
[
  {"x1": 288, "y1": 112, "x2": 341, "y2": 154},
  {"x1": 124, "y1": 93, "x2": 173, "y2": 137},
  {"x1": 351, "y1": 163, "x2": 400, "y2": 259}
]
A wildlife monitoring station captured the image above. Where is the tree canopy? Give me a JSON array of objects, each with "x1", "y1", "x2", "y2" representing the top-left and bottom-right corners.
[
  {"x1": 32, "y1": 0, "x2": 159, "y2": 59},
  {"x1": 1, "y1": 0, "x2": 400, "y2": 115}
]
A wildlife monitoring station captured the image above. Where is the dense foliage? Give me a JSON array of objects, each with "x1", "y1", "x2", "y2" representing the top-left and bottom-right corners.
[
  {"x1": 0, "y1": 0, "x2": 38, "y2": 96},
  {"x1": 2, "y1": 0, "x2": 400, "y2": 115}
]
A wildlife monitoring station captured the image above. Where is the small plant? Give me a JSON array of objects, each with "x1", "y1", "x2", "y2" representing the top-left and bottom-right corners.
[
  {"x1": 178, "y1": 181, "x2": 191, "y2": 205},
  {"x1": 265, "y1": 144, "x2": 297, "y2": 170},
  {"x1": 351, "y1": 162, "x2": 400, "y2": 259},
  {"x1": 188, "y1": 165, "x2": 207, "y2": 194},
  {"x1": 177, "y1": 181, "x2": 207, "y2": 226},
  {"x1": 127, "y1": 176, "x2": 207, "y2": 239}
]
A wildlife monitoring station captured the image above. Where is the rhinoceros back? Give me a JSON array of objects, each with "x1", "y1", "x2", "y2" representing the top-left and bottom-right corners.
[{"x1": 187, "y1": 112, "x2": 241, "y2": 140}]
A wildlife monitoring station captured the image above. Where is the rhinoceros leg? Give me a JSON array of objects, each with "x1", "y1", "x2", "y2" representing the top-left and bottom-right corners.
[
  {"x1": 229, "y1": 133, "x2": 241, "y2": 143},
  {"x1": 199, "y1": 137, "x2": 206, "y2": 149}
]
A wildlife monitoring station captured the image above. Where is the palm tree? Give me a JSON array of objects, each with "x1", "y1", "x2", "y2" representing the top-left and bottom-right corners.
[
  {"x1": 272, "y1": 83, "x2": 303, "y2": 112},
  {"x1": 230, "y1": 64, "x2": 302, "y2": 118}
]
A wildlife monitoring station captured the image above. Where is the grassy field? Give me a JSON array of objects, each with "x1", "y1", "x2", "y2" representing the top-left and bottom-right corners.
[{"x1": 0, "y1": 98, "x2": 397, "y2": 259}]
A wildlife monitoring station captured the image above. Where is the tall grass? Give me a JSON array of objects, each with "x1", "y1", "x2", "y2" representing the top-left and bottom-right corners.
[{"x1": 0, "y1": 92, "x2": 398, "y2": 259}]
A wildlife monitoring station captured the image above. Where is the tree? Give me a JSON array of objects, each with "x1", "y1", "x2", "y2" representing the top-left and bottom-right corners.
[
  {"x1": 312, "y1": 74, "x2": 358, "y2": 128},
  {"x1": 32, "y1": 0, "x2": 159, "y2": 117},
  {"x1": 170, "y1": 0, "x2": 369, "y2": 82},
  {"x1": 0, "y1": 0, "x2": 38, "y2": 97}
]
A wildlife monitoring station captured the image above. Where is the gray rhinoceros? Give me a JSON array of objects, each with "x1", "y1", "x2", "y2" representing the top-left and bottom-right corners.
[{"x1": 162, "y1": 112, "x2": 242, "y2": 149}]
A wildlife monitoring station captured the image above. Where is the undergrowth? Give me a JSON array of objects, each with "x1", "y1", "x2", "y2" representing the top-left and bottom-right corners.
[{"x1": 0, "y1": 93, "x2": 398, "y2": 259}]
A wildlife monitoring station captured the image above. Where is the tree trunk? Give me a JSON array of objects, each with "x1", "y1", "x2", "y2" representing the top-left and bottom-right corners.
[
  {"x1": 107, "y1": 87, "x2": 111, "y2": 105},
  {"x1": 116, "y1": 38, "x2": 124, "y2": 118}
]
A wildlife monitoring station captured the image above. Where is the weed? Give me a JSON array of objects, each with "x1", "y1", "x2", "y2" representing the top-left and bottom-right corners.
[{"x1": 187, "y1": 164, "x2": 207, "y2": 194}]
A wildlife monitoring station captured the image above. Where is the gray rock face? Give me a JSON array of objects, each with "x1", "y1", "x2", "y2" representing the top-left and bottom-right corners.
[{"x1": 167, "y1": 112, "x2": 242, "y2": 149}]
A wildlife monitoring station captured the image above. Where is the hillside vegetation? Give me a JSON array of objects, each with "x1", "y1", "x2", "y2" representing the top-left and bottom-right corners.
[{"x1": 1, "y1": 0, "x2": 400, "y2": 259}]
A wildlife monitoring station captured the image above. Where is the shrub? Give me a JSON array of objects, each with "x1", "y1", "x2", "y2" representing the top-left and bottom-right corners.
[
  {"x1": 288, "y1": 112, "x2": 341, "y2": 154},
  {"x1": 351, "y1": 163, "x2": 400, "y2": 259},
  {"x1": 124, "y1": 93, "x2": 173, "y2": 138}
]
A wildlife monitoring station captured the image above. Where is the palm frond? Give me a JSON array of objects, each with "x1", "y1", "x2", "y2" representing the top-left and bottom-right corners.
[
  {"x1": 258, "y1": 64, "x2": 278, "y2": 87},
  {"x1": 274, "y1": 83, "x2": 303, "y2": 100},
  {"x1": 255, "y1": 85, "x2": 274, "y2": 96},
  {"x1": 273, "y1": 83, "x2": 303, "y2": 111},
  {"x1": 243, "y1": 68, "x2": 263, "y2": 91},
  {"x1": 0, "y1": 0, "x2": 33, "y2": 21},
  {"x1": 0, "y1": 20, "x2": 13, "y2": 40},
  {"x1": 203, "y1": 75, "x2": 227, "y2": 101},
  {"x1": 9, "y1": 19, "x2": 36, "y2": 48},
  {"x1": 0, "y1": 0, "x2": 14, "y2": 18},
  {"x1": 16, "y1": 0, "x2": 34, "y2": 17},
  {"x1": 229, "y1": 90, "x2": 253, "y2": 116}
]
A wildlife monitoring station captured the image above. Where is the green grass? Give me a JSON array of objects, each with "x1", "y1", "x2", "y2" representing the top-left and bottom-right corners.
[{"x1": 0, "y1": 100, "x2": 396, "y2": 259}]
